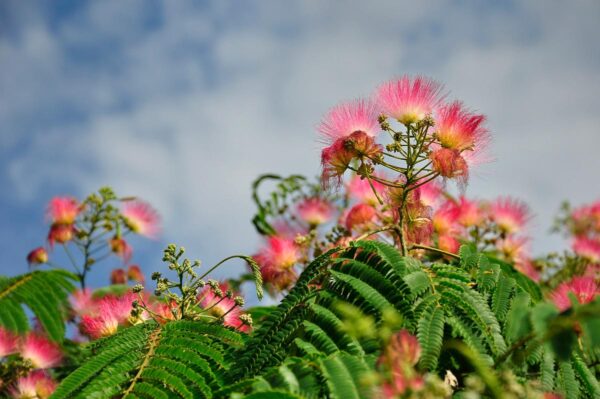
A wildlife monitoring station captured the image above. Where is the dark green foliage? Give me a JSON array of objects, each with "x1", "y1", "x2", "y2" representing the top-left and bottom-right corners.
[{"x1": 0, "y1": 269, "x2": 76, "y2": 341}]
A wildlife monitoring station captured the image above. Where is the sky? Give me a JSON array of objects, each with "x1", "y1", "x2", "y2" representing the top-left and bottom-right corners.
[{"x1": 1, "y1": 0, "x2": 599, "y2": 295}]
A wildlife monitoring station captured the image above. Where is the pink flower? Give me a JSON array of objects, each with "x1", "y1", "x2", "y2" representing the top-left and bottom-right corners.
[
  {"x1": 253, "y1": 236, "x2": 301, "y2": 291},
  {"x1": 430, "y1": 147, "x2": 469, "y2": 185},
  {"x1": 9, "y1": 370, "x2": 57, "y2": 399},
  {"x1": 438, "y1": 235, "x2": 461, "y2": 254},
  {"x1": 570, "y1": 201, "x2": 600, "y2": 235},
  {"x1": 347, "y1": 174, "x2": 386, "y2": 206},
  {"x1": 46, "y1": 197, "x2": 80, "y2": 225},
  {"x1": 321, "y1": 131, "x2": 382, "y2": 188},
  {"x1": 550, "y1": 276, "x2": 598, "y2": 312},
  {"x1": 127, "y1": 264, "x2": 145, "y2": 283},
  {"x1": 110, "y1": 237, "x2": 133, "y2": 263},
  {"x1": 572, "y1": 236, "x2": 600, "y2": 263},
  {"x1": 121, "y1": 200, "x2": 160, "y2": 238},
  {"x1": 0, "y1": 326, "x2": 18, "y2": 357},
  {"x1": 296, "y1": 197, "x2": 335, "y2": 226},
  {"x1": 345, "y1": 203, "x2": 377, "y2": 231},
  {"x1": 318, "y1": 99, "x2": 380, "y2": 145},
  {"x1": 80, "y1": 293, "x2": 136, "y2": 339},
  {"x1": 379, "y1": 330, "x2": 424, "y2": 397},
  {"x1": 455, "y1": 196, "x2": 484, "y2": 227},
  {"x1": 27, "y1": 247, "x2": 48, "y2": 266},
  {"x1": 434, "y1": 101, "x2": 489, "y2": 152},
  {"x1": 198, "y1": 283, "x2": 250, "y2": 332},
  {"x1": 432, "y1": 201, "x2": 460, "y2": 235},
  {"x1": 376, "y1": 76, "x2": 443, "y2": 125},
  {"x1": 515, "y1": 258, "x2": 540, "y2": 282},
  {"x1": 496, "y1": 235, "x2": 529, "y2": 262},
  {"x1": 490, "y1": 197, "x2": 531, "y2": 234},
  {"x1": 415, "y1": 180, "x2": 442, "y2": 208},
  {"x1": 19, "y1": 333, "x2": 62, "y2": 369},
  {"x1": 70, "y1": 289, "x2": 96, "y2": 317},
  {"x1": 47, "y1": 224, "x2": 76, "y2": 247}
]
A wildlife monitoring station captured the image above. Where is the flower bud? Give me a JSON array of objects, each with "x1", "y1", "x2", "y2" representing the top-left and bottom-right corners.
[{"x1": 27, "y1": 247, "x2": 48, "y2": 266}]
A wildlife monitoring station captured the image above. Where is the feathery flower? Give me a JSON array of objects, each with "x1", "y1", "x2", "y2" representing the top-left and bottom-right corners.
[
  {"x1": 347, "y1": 175, "x2": 386, "y2": 206},
  {"x1": 438, "y1": 234, "x2": 461, "y2": 254},
  {"x1": 415, "y1": 180, "x2": 442, "y2": 208},
  {"x1": 0, "y1": 326, "x2": 18, "y2": 357},
  {"x1": 80, "y1": 293, "x2": 136, "y2": 339},
  {"x1": 496, "y1": 235, "x2": 529, "y2": 262},
  {"x1": 550, "y1": 276, "x2": 598, "y2": 312},
  {"x1": 253, "y1": 236, "x2": 301, "y2": 291},
  {"x1": 434, "y1": 101, "x2": 488, "y2": 151},
  {"x1": 69, "y1": 289, "x2": 96, "y2": 317},
  {"x1": 572, "y1": 236, "x2": 600, "y2": 263},
  {"x1": 46, "y1": 197, "x2": 80, "y2": 225},
  {"x1": 489, "y1": 197, "x2": 531, "y2": 234},
  {"x1": 318, "y1": 99, "x2": 380, "y2": 144},
  {"x1": 430, "y1": 147, "x2": 469, "y2": 185},
  {"x1": 47, "y1": 224, "x2": 75, "y2": 247},
  {"x1": 345, "y1": 203, "x2": 377, "y2": 231},
  {"x1": 19, "y1": 333, "x2": 62, "y2": 369},
  {"x1": 122, "y1": 200, "x2": 160, "y2": 238},
  {"x1": 296, "y1": 197, "x2": 335, "y2": 226},
  {"x1": 515, "y1": 258, "x2": 540, "y2": 282},
  {"x1": 379, "y1": 330, "x2": 424, "y2": 397},
  {"x1": 570, "y1": 201, "x2": 600, "y2": 235},
  {"x1": 9, "y1": 370, "x2": 57, "y2": 399},
  {"x1": 110, "y1": 237, "x2": 133, "y2": 263},
  {"x1": 198, "y1": 283, "x2": 250, "y2": 332},
  {"x1": 376, "y1": 76, "x2": 443, "y2": 125},
  {"x1": 455, "y1": 196, "x2": 484, "y2": 227},
  {"x1": 432, "y1": 201, "x2": 460, "y2": 235},
  {"x1": 27, "y1": 247, "x2": 48, "y2": 266}
]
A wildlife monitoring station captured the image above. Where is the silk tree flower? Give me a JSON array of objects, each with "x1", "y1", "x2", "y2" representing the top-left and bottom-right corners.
[
  {"x1": 80, "y1": 293, "x2": 137, "y2": 339},
  {"x1": 110, "y1": 237, "x2": 133, "y2": 264},
  {"x1": 489, "y1": 197, "x2": 531, "y2": 234},
  {"x1": 438, "y1": 234, "x2": 461, "y2": 254},
  {"x1": 9, "y1": 370, "x2": 57, "y2": 399},
  {"x1": 376, "y1": 76, "x2": 443, "y2": 125},
  {"x1": 198, "y1": 283, "x2": 250, "y2": 332},
  {"x1": 345, "y1": 203, "x2": 377, "y2": 231},
  {"x1": 432, "y1": 201, "x2": 460, "y2": 235},
  {"x1": 572, "y1": 236, "x2": 600, "y2": 263},
  {"x1": 121, "y1": 200, "x2": 160, "y2": 238},
  {"x1": 319, "y1": 100, "x2": 382, "y2": 188},
  {"x1": 19, "y1": 333, "x2": 62, "y2": 369},
  {"x1": 571, "y1": 201, "x2": 600, "y2": 235},
  {"x1": 47, "y1": 224, "x2": 76, "y2": 248},
  {"x1": 253, "y1": 236, "x2": 301, "y2": 292},
  {"x1": 550, "y1": 276, "x2": 598, "y2": 312},
  {"x1": 0, "y1": 326, "x2": 18, "y2": 357},
  {"x1": 379, "y1": 330, "x2": 424, "y2": 397},
  {"x1": 69, "y1": 289, "x2": 97, "y2": 317},
  {"x1": 347, "y1": 174, "x2": 386, "y2": 206},
  {"x1": 430, "y1": 147, "x2": 469, "y2": 185},
  {"x1": 26, "y1": 247, "x2": 48, "y2": 266},
  {"x1": 46, "y1": 197, "x2": 80, "y2": 225},
  {"x1": 434, "y1": 101, "x2": 489, "y2": 152},
  {"x1": 496, "y1": 235, "x2": 529, "y2": 262},
  {"x1": 415, "y1": 180, "x2": 442, "y2": 208},
  {"x1": 127, "y1": 264, "x2": 145, "y2": 283},
  {"x1": 455, "y1": 196, "x2": 484, "y2": 228},
  {"x1": 515, "y1": 258, "x2": 541, "y2": 282},
  {"x1": 296, "y1": 197, "x2": 335, "y2": 227}
]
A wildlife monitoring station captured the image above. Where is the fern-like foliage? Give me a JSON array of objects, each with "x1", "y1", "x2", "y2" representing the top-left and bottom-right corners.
[
  {"x1": 50, "y1": 320, "x2": 243, "y2": 399},
  {"x1": 0, "y1": 269, "x2": 76, "y2": 341}
]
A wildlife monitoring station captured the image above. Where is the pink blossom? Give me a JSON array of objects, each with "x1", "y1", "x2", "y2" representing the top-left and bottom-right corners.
[
  {"x1": 571, "y1": 201, "x2": 600, "y2": 235},
  {"x1": 47, "y1": 224, "x2": 76, "y2": 248},
  {"x1": 415, "y1": 180, "x2": 442, "y2": 208},
  {"x1": 318, "y1": 99, "x2": 380, "y2": 144},
  {"x1": 345, "y1": 203, "x2": 377, "y2": 231},
  {"x1": 19, "y1": 333, "x2": 63, "y2": 369},
  {"x1": 46, "y1": 197, "x2": 80, "y2": 225},
  {"x1": 432, "y1": 201, "x2": 460, "y2": 235},
  {"x1": 376, "y1": 76, "x2": 443, "y2": 125},
  {"x1": 496, "y1": 235, "x2": 529, "y2": 262},
  {"x1": 434, "y1": 101, "x2": 489, "y2": 152},
  {"x1": 110, "y1": 237, "x2": 133, "y2": 263},
  {"x1": 80, "y1": 293, "x2": 136, "y2": 339},
  {"x1": 296, "y1": 197, "x2": 335, "y2": 226},
  {"x1": 198, "y1": 283, "x2": 250, "y2": 332},
  {"x1": 27, "y1": 247, "x2": 48, "y2": 266},
  {"x1": 70, "y1": 289, "x2": 96, "y2": 317},
  {"x1": 489, "y1": 197, "x2": 531, "y2": 234},
  {"x1": 122, "y1": 200, "x2": 160, "y2": 238},
  {"x1": 550, "y1": 276, "x2": 598, "y2": 312},
  {"x1": 515, "y1": 258, "x2": 540, "y2": 282},
  {"x1": 253, "y1": 236, "x2": 301, "y2": 291},
  {"x1": 347, "y1": 174, "x2": 386, "y2": 206},
  {"x1": 9, "y1": 370, "x2": 57, "y2": 399},
  {"x1": 572, "y1": 236, "x2": 600, "y2": 263},
  {"x1": 0, "y1": 326, "x2": 18, "y2": 357},
  {"x1": 430, "y1": 147, "x2": 469, "y2": 185},
  {"x1": 438, "y1": 235, "x2": 461, "y2": 254},
  {"x1": 379, "y1": 330, "x2": 424, "y2": 397},
  {"x1": 455, "y1": 196, "x2": 484, "y2": 227}
]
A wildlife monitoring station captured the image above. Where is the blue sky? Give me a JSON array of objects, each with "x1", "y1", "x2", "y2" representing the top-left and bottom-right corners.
[{"x1": 1, "y1": 0, "x2": 599, "y2": 293}]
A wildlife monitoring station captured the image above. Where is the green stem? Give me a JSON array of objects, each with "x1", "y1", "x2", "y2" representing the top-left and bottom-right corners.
[{"x1": 408, "y1": 243, "x2": 460, "y2": 259}]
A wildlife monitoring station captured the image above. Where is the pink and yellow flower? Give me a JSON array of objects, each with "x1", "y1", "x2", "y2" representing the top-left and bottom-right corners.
[
  {"x1": 122, "y1": 200, "x2": 160, "y2": 238},
  {"x1": 69, "y1": 288, "x2": 96, "y2": 317},
  {"x1": 455, "y1": 196, "x2": 484, "y2": 228},
  {"x1": 489, "y1": 197, "x2": 531, "y2": 234},
  {"x1": 110, "y1": 237, "x2": 133, "y2": 263},
  {"x1": 430, "y1": 147, "x2": 469, "y2": 185},
  {"x1": 253, "y1": 236, "x2": 301, "y2": 291},
  {"x1": 415, "y1": 180, "x2": 442, "y2": 208},
  {"x1": 572, "y1": 236, "x2": 600, "y2": 263},
  {"x1": 345, "y1": 203, "x2": 377, "y2": 231},
  {"x1": 27, "y1": 247, "x2": 48, "y2": 266},
  {"x1": 46, "y1": 197, "x2": 80, "y2": 225},
  {"x1": 296, "y1": 197, "x2": 335, "y2": 226},
  {"x1": 80, "y1": 293, "x2": 137, "y2": 339},
  {"x1": 198, "y1": 283, "x2": 250, "y2": 332},
  {"x1": 347, "y1": 175, "x2": 386, "y2": 206},
  {"x1": 47, "y1": 224, "x2": 76, "y2": 247},
  {"x1": 318, "y1": 99, "x2": 380, "y2": 144},
  {"x1": 19, "y1": 333, "x2": 63, "y2": 369},
  {"x1": 376, "y1": 76, "x2": 443, "y2": 125},
  {"x1": 432, "y1": 201, "x2": 460, "y2": 235},
  {"x1": 434, "y1": 101, "x2": 488, "y2": 152},
  {"x1": 496, "y1": 235, "x2": 529, "y2": 262},
  {"x1": 9, "y1": 370, "x2": 57, "y2": 399},
  {"x1": 550, "y1": 276, "x2": 598, "y2": 312},
  {"x1": 0, "y1": 326, "x2": 18, "y2": 357}
]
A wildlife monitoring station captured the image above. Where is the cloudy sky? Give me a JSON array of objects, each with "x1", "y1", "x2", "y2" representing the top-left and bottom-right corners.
[{"x1": 1, "y1": 1, "x2": 599, "y2": 291}]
